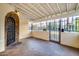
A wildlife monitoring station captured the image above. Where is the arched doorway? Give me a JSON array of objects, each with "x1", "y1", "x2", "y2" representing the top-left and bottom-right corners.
[
  {"x1": 5, "y1": 11, "x2": 19, "y2": 47},
  {"x1": 7, "y1": 17, "x2": 15, "y2": 46}
]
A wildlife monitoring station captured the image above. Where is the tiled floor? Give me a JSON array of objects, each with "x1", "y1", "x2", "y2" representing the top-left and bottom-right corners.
[{"x1": 0, "y1": 38, "x2": 79, "y2": 56}]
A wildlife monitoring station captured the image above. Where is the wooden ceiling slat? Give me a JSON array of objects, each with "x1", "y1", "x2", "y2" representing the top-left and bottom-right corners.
[
  {"x1": 20, "y1": 4, "x2": 42, "y2": 17},
  {"x1": 75, "y1": 3, "x2": 79, "y2": 11},
  {"x1": 46, "y1": 3, "x2": 55, "y2": 14},
  {"x1": 10, "y1": 3, "x2": 79, "y2": 21},
  {"x1": 13, "y1": 4, "x2": 38, "y2": 19},
  {"x1": 56, "y1": 3, "x2": 61, "y2": 14},
  {"x1": 26, "y1": 4, "x2": 45, "y2": 17}
]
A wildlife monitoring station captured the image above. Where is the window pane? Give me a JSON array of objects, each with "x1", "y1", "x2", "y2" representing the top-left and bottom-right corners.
[{"x1": 76, "y1": 17, "x2": 79, "y2": 32}]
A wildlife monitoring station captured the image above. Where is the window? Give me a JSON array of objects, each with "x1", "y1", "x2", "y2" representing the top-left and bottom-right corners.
[
  {"x1": 45, "y1": 20, "x2": 50, "y2": 32},
  {"x1": 73, "y1": 16, "x2": 79, "y2": 32},
  {"x1": 40, "y1": 21, "x2": 47, "y2": 31},
  {"x1": 32, "y1": 21, "x2": 47, "y2": 32},
  {"x1": 61, "y1": 17, "x2": 76, "y2": 32},
  {"x1": 32, "y1": 23, "x2": 38, "y2": 31},
  {"x1": 67, "y1": 17, "x2": 73, "y2": 32},
  {"x1": 50, "y1": 20, "x2": 54, "y2": 31},
  {"x1": 71, "y1": 15, "x2": 79, "y2": 32},
  {"x1": 30, "y1": 15, "x2": 79, "y2": 32},
  {"x1": 29, "y1": 22, "x2": 32, "y2": 32},
  {"x1": 54, "y1": 19, "x2": 60, "y2": 31},
  {"x1": 49, "y1": 19, "x2": 60, "y2": 31},
  {"x1": 61, "y1": 18, "x2": 67, "y2": 32}
]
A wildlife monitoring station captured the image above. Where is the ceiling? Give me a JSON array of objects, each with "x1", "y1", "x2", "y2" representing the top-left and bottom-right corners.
[{"x1": 10, "y1": 3, "x2": 79, "y2": 21}]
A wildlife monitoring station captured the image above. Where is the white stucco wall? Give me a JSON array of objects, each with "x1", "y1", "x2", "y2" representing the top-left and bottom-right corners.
[
  {"x1": 0, "y1": 3, "x2": 15, "y2": 52},
  {"x1": 19, "y1": 13, "x2": 30, "y2": 40},
  {"x1": 31, "y1": 32, "x2": 79, "y2": 48},
  {"x1": 0, "y1": 4, "x2": 30, "y2": 52}
]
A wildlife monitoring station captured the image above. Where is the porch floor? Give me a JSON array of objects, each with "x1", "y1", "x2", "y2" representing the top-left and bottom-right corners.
[{"x1": 0, "y1": 38, "x2": 79, "y2": 56}]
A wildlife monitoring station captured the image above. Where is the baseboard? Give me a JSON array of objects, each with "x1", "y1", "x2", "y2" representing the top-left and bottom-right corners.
[
  {"x1": 30, "y1": 36, "x2": 49, "y2": 41},
  {"x1": 19, "y1": 36, "x2": 32, "y2": 40},
  {"x1": 60, "y1": 44, "x2": 79, "y2": 50},
  {"x1": 49, "y1": 40, "x2": 60, "y2": 44},
  {"x1": 28, "y1": 36, "x2": 79, "y2": 50},
  {"x1": 50, "y1": 40, "x2": 79, "y2": 50}
]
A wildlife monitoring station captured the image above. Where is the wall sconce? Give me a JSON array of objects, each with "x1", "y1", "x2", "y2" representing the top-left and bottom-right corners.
[{"x1": 15, "y1": 10, "x2": 20, "y2": 16}]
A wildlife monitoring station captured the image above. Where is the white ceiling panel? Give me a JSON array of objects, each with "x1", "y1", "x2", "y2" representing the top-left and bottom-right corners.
[{"x1": 9, "y1": 3, "x2": 79, "y2": 21}]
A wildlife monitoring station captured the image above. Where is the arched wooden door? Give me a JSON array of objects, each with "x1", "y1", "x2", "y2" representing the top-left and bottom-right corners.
[
  {"x1": 7, "y1": 17, "x2": 15, "y2": 46},
  {"x1": 5, "y1": 11, "x2": 19, "y2": 47}
]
